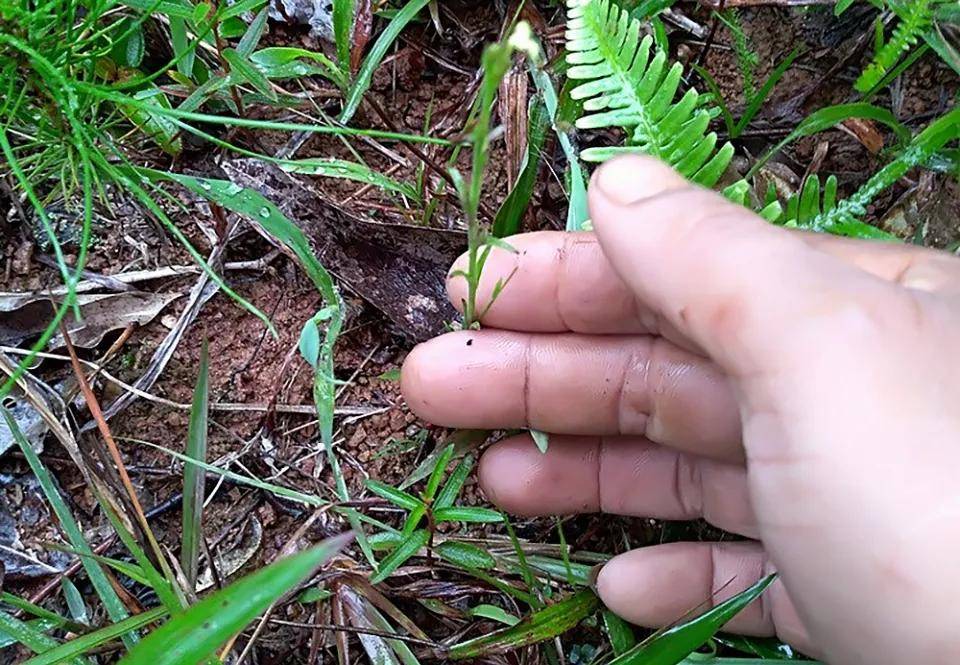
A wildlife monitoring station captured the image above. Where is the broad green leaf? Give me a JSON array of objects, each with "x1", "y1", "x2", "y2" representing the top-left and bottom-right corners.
[
  {"x1": 250, "y1": 47, "x2": 346, "y2": 85},
  {"x1": 435, "y1": 541, "x2": 496, "y2": 570},
  {"x1": 449, "y1": 590, "x2": 600, "y2": 659},
  {"x1": 120, "y1": 87, "x2": 182, "y2": 154},
  {"x1": 125, "y1": 25, "x2": 145, "y2": 67},
  {"x1": 299, "y1": 318, "x2": 321, "y2": 368},
  {"x1": 340, "y1": 0, "x2": 432, "y2": 123},
  {"x1": 218, "y1": 0, "x2": 268, "y2": 19},
  {"x1": 468, "y1": 604, "x2": 520, "y2": 626},
  {"x1": 370, "y1": 528, "x2": 429, "y2": 584},
  {"x1": 434, "y1": 506, "x2": 503, "y2": 524},
  {"x1": 610, "y1": 575, "x2": 776, "y2": 664},
  {"x1": 23, "y1": 608, "x2": 168, "y2": 665},
  {"x1": 181, "y1": 340, "x2": 209, "y2": 589},
  {"x1": 143, "y1": 172, "x2": 333, "y2": 296},
  {"x1": 366, "y1": 479, "x2": 423, "y2": 511},
  {"x1": 118, "y1": 534, "x2": 351, "y2": 665},
  {"x1": 0, "y1": 619, "x2": 61, "y2": 649},
  {"x1": 281, "y1": 158, "x2": 419, "y2": 200}
]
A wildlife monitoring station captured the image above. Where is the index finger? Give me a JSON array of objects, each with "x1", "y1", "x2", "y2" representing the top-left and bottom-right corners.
[{"x1": 446, "y1": 226, "x2": 960, "y2": 336}]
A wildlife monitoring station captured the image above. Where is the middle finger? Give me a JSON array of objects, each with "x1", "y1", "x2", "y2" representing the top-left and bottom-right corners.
[{"x1": 402, "y1": 330, "x2": 742, "y2": 461}]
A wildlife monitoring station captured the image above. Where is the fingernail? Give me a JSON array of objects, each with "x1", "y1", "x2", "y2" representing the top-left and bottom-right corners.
[
  {"x1": 593, "y1": 156, "x2": 687, "y2": 206},
  {"x1": 595, "y1": 159, "x2": 647, "y2": 206},
  {"x1": 587, "y1": 563, "x2": 604, "y2": 594}
]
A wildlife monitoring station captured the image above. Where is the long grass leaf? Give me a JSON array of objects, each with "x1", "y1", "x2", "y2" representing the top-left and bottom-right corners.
[
  {"x1": 370, "y1": 529, "x2": 429, "y2": 584},
  {"x1": 23, "y1": 608, "x2": 168, "y2": 665},
  {"x1": 2, "y1": 410, "x2": 134, "y2": 644},
  {"x1": 610, "y1": 575, "x2": 776, "y2": 664},
  {"x1": 339, "y1": 0, "x2": 432, "y2": 123},
  {"x1": 181, "y1": 340, "x2": 209, "y2": 589},
  {"x1": 117, "y1": 534, "x2": 352, "y2": 665},
  {"x1": 448, "y1": 590, "x2": 600, "y2": 659}
]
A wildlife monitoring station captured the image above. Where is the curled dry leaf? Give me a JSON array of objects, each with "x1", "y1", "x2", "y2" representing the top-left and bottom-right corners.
[
  {"x1": 841, "y1": 117, "x2": 885, "y2": 154},
  {"x1": 0, "y1": 291, "x2": 181, "y2": 349}
]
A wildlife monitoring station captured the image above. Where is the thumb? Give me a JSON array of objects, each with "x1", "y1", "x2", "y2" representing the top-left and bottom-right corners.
[{"x1": 588, "y1": 155, "x2": 881, "y2": 378}]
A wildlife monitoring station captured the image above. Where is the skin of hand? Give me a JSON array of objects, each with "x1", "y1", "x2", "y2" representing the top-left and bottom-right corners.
[{"x1": 400, "y1": 155, "x2": 960, "y2": 664}]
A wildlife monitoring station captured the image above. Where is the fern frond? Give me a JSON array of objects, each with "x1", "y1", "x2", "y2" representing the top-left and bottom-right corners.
[
  {"x1": 565, "y1": 0, "x2": 733, "y2": 187},
  {"x1": 779, "y1": 175, "x2": 888, "y2": 239},
  {"x1": 855, "y1": 0, "x2": 936, "y2": 93}
]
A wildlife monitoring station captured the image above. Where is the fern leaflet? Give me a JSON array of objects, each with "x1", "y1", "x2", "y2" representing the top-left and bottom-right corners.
[
  {"x1": 855, "y1": 0, "x2": 937, "y2": 93},
  {"x1": 565, "y1": 0, "x2": 734, "y2": 187}
]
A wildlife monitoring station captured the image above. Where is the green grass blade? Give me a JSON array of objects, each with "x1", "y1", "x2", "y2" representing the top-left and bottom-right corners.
[
  {"x1": 339, "y1": 0, "x2": 432, "y2": 123},
  {"x1": 23, "y1": 608, "x2": 168, "y2": 665},
  {"x1": 435, "y1": 541, "x2": 496, "y2": 570},
  {"x1": 493, "y1": 95, "x2": 550, "y2": 237},
  {"x1": 603, "y1": 610, "x2": 636, "y2": 655},
  {"x1": 1, "y1": 410, "x2": 134, "y2": 644},
  {"x1": 281, "y1": 158, "x2": 419, "y2": 200},
  {"x1": 610, "y1": 574, "x2": 776, "y2": 664},
  {"x1": 117, "y1": 533, "x2": 352, "y2": 665},
  {"x1": 747, "y1": 103, "x2": 912, "y2": 178},
  {"x1": 181, "y1": 339, "x2": 209, "y2": 589},
  {"x1": 433, "y1": 507, "x2": 503, "y2": 523},
  {"x1": 433, "y1": 455, "x2": 474, "y2": 510},
  {"x1": 0, "y1": 619, "x2": 61, "y2": 649},
  {"x1": 370, "y1": 528, "x2": 429, "y2": 584},
  {"x1": 0, "y1": 611, "x2": 87, "y2": 664},
  {"x1": 333, "y1": 0, "x2": 355, "y2": 68},
  {"x1": 366, "y1": 479, "x2": 423, "y2": 511},
  {"x1": 448, "y1": 590, "x2": 600, "y2": 659}
]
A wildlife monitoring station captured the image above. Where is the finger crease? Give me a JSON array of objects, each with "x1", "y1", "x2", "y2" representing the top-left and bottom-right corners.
[
  {"x1": 615, "y1": 343, "x2": 642, "y2": 436},
  {"x1": 522, "y1": 334, "x2": 533, "y2": 429},
  {"x1": 554, "y1": 235, "x2": 573, "y2": 331},
  {"x1": 672, "y1": 453, "x2": 703, "y2": 519},
  {"x1": 596, "y1": 436, "x2": 606, "y2": 513}
]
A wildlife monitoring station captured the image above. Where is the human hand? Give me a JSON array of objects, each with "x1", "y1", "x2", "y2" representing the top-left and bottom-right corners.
[{"x1": 401, "y1": 156, "x2": 960, "y2": 664}]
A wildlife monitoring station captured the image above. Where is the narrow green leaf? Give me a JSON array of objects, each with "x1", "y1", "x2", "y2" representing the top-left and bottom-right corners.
[
  {"x1": 23, "y1": 608, "x2": 168, "y2": 665},
  {"x1": 237, "y1": 8, "x2": 269, "y2": 57},
  {"x1": 434, "y1": 455, "x2": 474, "y2": 510},
  {"x1": 366, "y1": 479, "x2": 423, "y2": 511},
  {"x1": 340, "y1": 0, "x2": 432, "y2": 123},
  {"x1": 1, "y1": 411, "x2": 133, "y2": 644},
  {"x1": 449, "y1": 590, "x2": 600, "y2": 659},
  {"x1": 370, "y1": 529, "x2": 429, "y2": 584},
  {"x1": 333, "y1": 0, "x2": 355, "y2": 68},
  {"x1": 281, "y1": 158, "x2": 419, "y2": 200},
  {"x1": 118, "y1": 534, "x2": 351, "y2": 665},
  {"x1": 181, "y1": 340, "x2": 209, "y2": 589},
  {"x1": 423, "y1": 444, "x2": 454, "y2": 501},
  {"x1": 604, "y1": 610, "x2": 636, "y2": 656},
  {"x1": 224, "y1": 47, "x2": 277, "y2": 100},
  {"x1": 0, "y1": 611, "x2": 86, "y2": 664},
  {"x1": 433, "y1": 507, "x2": 503, "y2": 524},
  {"x1": 218, "y1": 0, "x2": 267, "y2": 19},
  {"x1": 610, "y1": 574, "x2": 777, "y2": 665},
  {"x1": 435, "y1": 541, "x2": 496, "y2": 570},
  {"x1": 170, "y1": 17, "x2": 195, "y2": 78},
  {"x1": 493, "y1": 96, "x2": 550, "y2": 237},
  {"x1": 530, "y1": 429, "x2": 549, "y2": 453}
]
